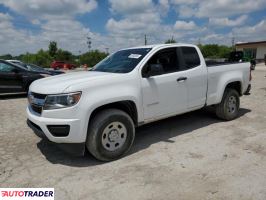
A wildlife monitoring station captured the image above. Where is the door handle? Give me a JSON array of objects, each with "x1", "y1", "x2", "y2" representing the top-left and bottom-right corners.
[{"x1": 177, "y1": 77, "x2": 187, "y2": 82}]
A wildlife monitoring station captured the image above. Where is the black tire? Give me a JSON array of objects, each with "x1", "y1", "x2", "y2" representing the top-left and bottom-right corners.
[
  {"x1": 86, "y1": 109, "x2": 135, "y2": 161},
  {"x1": 215, "y1": 88, "x2": 240, "y2": 120}
]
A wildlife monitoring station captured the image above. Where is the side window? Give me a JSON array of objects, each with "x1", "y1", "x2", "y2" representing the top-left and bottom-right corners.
[
  {"x1": 0, "y1": 62, "x2": 15, "y2": 72},
  {"x1": 145, "y1": 47, "x2": 179, "y2": 74},
  {"x1": 181, "y1": 47, "x2": 200, "y2": 69}
]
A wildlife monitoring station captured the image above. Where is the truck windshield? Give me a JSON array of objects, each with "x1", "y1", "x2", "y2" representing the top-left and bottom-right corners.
[{"x1": 92, "y1": 48, "x2": 152, "y2": 73}]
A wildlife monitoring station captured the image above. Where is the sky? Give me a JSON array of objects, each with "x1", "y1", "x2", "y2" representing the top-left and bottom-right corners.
[{"x1": 0, "y1": 0, "x2": 265, "y2": 55}]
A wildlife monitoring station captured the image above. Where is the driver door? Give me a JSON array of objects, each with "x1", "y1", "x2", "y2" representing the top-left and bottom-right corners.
[{"x1": 141, "y1": 47, "x2": 188, "y2": 120}]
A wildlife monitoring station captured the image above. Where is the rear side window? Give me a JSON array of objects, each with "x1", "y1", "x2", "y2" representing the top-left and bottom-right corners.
[{"x1": 181, "y1": 47, "x2": 200, "y2": 69}]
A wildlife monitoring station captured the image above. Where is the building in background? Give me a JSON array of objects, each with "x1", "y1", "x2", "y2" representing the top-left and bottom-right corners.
[{"x1": 236, "y1": 41, "x2": 266, "y2": 63}]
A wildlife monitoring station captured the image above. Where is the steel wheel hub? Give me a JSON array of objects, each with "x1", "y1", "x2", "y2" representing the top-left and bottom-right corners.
[
  {"x1": 109, "y1": 130, "x2": 119, "y2": 142},
  {"x1": 102, "y1": 122, "x2": 127, "y2": 151},
  {"x1": 227, "y1": 95, "x2": 237, "y2": 114}
]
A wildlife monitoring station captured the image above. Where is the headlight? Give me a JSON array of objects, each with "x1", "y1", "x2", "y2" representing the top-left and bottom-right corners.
[{"x1": 43, "y1": 92, "x2": 82, "y2": 110}]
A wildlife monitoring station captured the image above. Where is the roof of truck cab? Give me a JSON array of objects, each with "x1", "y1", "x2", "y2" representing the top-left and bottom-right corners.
[{"x1": 121, "y1": 43, "x2": 196, "y2": 50}]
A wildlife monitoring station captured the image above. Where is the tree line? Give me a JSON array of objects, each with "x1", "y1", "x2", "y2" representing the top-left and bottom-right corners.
[
  {"x1": 165, "y1": 39, "x2": 233, "y2": 59},
  {"x1": 0, "y1": 40, "x2": 234, "y2": 68},
  {"x1": 0, "y1": 41, "x2": 108, "y2": 68}
]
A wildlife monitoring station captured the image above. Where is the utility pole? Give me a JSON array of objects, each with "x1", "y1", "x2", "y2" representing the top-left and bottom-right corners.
[
  {"x1": 87, "y1": 35, "x2": 92, "y2": 52},
  {"x1": 232, "y1": 37, "x2": 235, "y2": 51},
  {"x1": 78, "y1": 50, "x2": 81, "y2": 65},
  {"x1": 198, "y1": 38, "x2": 201, "y2": 46},
  {"x1": 144, "y1": 34, "x2": 147, "y2": 45}
]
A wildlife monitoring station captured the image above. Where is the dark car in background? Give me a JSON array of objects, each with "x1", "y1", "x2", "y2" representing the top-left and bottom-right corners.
[
  {"x1": 0, "y1": 60, "x2": 58, "y2": 94},
  {"x1": 50, "y1": 61, "x2": 76, "y2": 70},
  {"x1": 7, "y1": 60, "x2": 64, "y2": 75},
  {"x1": 25, "y1": 63, "x2": 64, "y2": 75}
]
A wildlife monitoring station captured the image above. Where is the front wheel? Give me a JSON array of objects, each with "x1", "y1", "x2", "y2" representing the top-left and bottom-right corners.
[
  {"x1": 86, "y1": 109, "x2": 135, "y2": 161},
  {"x1": 215, "y1": 88, "x2": 240, "y2": 120}
]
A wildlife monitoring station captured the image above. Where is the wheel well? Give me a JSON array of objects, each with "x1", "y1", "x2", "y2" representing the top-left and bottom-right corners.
[
  {"x1": 89, "y1": 101, "x2": 138, "y2": 126},
  {"x1": 225, "y1": 81, "x2": 242, "y2": 95}
]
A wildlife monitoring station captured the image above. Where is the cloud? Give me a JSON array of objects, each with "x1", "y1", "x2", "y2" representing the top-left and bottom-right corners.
[
  {"x1": 177, "y1": 5, "x2": 195, "y2": 18},
  {"x1": 197, "y1": 0, "x2": 266, "y2": 18},
  {"x1": 172, "y1": 0, "x2": 266, "y2": 18},
  {"x1": 0, "y1": 12, "x2": 105, "y2": 55},
  {"x1": 0, "y1": 0, "x2": 100, "y2": 55},
  {"x1": 158, "y1": 0, "x2": 170, "y2": 16},
  {"x1": 0, "y1": 0, "x2": 97, "y2": 19},
  {"x1": 106, "y1": 0, "x2": 167, "y2": 47},
  {"x1": 209, "y1": 15, "x2": 248, "y2": 27},
  {"x1": 0, "y1": 12, "x2": 12, "y2": 21},
  {"x1": 232, "y1": 20, "x2": 266, "y2": 41},
  {"x1": 0, "y1": 0, "x2": 265, "y2": 56},
  {"x1": 171, "y1": 0, "x2": 197, "y2": 4},
  {"x1": 109, "y1": 0, "x2": 153, "y2": 15},
  {"x1": 174, "y1": 20, "x2": 197, "y2": 30}
]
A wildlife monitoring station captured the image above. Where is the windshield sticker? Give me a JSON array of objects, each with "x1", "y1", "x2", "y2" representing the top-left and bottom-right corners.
[{"x1": 128, "y1": 54, "x2": 142, "y2": 59}]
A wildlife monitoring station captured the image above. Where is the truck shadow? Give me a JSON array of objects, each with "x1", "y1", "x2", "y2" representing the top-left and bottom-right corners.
[{"x1": 37, "y1": 108, "x2": 251, "y2": 167}]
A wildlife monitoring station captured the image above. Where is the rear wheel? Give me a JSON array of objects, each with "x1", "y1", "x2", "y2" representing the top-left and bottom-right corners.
[
  {"x1": 215, "y1": 88, "x2": 240, "y2": 120},
  {"x1": 86, "y1": 109, "x2": 135, "y2": 161}
]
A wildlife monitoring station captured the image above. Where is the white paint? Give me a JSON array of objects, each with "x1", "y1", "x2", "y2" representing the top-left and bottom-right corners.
[{"x1": 27, "y1": 43, "x2": 250, "y2": 144}]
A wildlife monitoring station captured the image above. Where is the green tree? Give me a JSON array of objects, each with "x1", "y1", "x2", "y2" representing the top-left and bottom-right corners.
[
  {"x1": 21, "y1": 49, "x2": 52, "y2": 67},
  {"x1": 0, "y1": 54, "x2": 13, "y2": 60},
  {"x1": 56, "y1": 49, "x2": 73, "y2": 61},
  {"x1": 198, "y1": 44, "x2": 232, "y2": 59},
  {"x1": 80, "y1": 50, "x2": 108, "y2": 68},
  {"x1": 48, "y1": 41, "x2": 58, "y2": 58},
  {"x1": 165, "y1": 38, "x2": 176, "y2": 44}
]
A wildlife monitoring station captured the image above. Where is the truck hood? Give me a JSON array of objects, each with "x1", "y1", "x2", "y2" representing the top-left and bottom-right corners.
[{"x1": 30, "y1": 71, "x2": 117, "y2": 94}]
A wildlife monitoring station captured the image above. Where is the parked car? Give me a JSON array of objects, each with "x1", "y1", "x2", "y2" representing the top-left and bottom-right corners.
[
  {"x1": 27, "y1": 43, "x2": 251, "y2": 161},
  {"x1": 7, "y1": 60, "x2": 64, "y2": 76},
  {"x1": 26, "y1": 63, "x2": 65, "y2": 75},
  {"x1": 6, "y1": 59, "x2": 24, "y2": 64},
  {"x1": 0, "y1": 60, "x2": 51, "y2": 94},
  {"x1": 50, "y1": 61, "x2": 76, "y2": 70}
]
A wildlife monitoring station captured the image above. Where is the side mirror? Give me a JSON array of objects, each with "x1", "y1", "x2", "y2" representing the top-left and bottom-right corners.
[{"x1": 143, "y1": 64, "x2": 163, "y2": 78}]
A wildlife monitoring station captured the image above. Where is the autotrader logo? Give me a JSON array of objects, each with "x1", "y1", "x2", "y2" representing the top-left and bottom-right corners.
[{"x1": 0, "y1": 188, "x2": 54, "y2": 199}]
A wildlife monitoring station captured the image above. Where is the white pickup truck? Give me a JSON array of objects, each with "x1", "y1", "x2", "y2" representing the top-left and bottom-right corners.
[{"x1": 27, "y1": 43, "x2": 251, "y2": 161}]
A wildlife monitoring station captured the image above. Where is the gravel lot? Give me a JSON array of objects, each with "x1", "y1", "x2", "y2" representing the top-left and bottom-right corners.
[{"x1": 1, "y1": 64, "x2": 266, "y2": 200}]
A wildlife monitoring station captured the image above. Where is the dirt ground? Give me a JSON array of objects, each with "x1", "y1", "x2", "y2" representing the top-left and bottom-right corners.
[{"x1": 1, "y1": 64, "x2": 266, "y2": 200}]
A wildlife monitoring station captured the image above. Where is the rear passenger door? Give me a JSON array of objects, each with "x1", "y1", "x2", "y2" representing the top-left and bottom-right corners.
[{"x1": 179, "y1": 46, "x2": 207, "y2": 109}]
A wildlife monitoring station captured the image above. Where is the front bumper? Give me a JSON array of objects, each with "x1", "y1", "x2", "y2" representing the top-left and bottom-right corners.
[
  {"x1": 26, "y1": 106, "x2": 86, "y2": 156},
  {"x1": 27, "y1": 119, "x2": 85, "y2": 156}
]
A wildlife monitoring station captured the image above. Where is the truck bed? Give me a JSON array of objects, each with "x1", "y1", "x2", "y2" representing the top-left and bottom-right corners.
[
  {"x1": 206, "y1": 61, "x2": 250, "y2": 106},
  {"x1": 205, "y1": 60, "x2": 249, "y2": 67}
]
